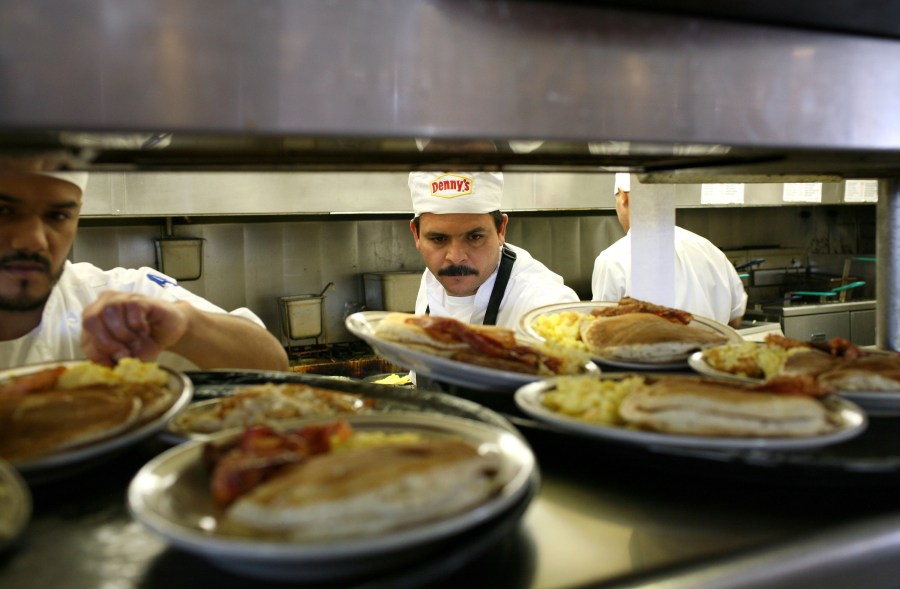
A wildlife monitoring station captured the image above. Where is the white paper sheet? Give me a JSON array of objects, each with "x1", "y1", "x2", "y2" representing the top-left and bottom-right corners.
[
  {"x1": 630, "y1": 183, "x2": 675, "y2": 307},
  {"x1": 701, "y1": 183, "x2": 745, "y2": 205},
  {"x1": 783, "y1": 183, "x2": 823, "y2": 203},
  {"x1": 844, "y1": 179, "x2": 878, "y2": 203}
]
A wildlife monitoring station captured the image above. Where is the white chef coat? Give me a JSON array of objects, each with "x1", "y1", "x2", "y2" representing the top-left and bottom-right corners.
[
  {"x1": 0, "y1": 261, "x2": 265, "y2": 371},
  {"x1": 591, "y1": 227, "x2": 747, "y2": 324},
  {"x1": 414, "y1": 242, "x2": 579, "y2": 329}
]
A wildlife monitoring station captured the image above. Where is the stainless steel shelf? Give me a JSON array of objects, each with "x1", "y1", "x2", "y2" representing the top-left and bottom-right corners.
[{"x1": 0, "y1": 1, "x2": 898, "y2": 176}]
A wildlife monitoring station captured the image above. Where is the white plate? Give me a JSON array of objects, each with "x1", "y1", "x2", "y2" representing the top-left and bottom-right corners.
[
  {"x1": 345, "y1": 311, "x2": 600, "y2": 393},
  {"x1": 689, "y1": 349, "x2": 900, "y2": 417},
  {"x1": 2, "y1": 361, "x2": 193, "y2": 479},
  {"x1": 514, "y1": 374, "x2": 867, "y2": 451},
  {"x1": 0, "y1": 458, "x2": 30, "y2": 552},
  {"x1": 518, "y1": 301, "x2": 742, "y2": 370},
  {"x1": 834, "y1": 390, "x2": 900, "y2": 417},
  {"x1": 163, "y1": 392, "x2": 377, "y2": 444},
  {"x1": 128, "y1": 412, "x2": 535, "y2": 582}
]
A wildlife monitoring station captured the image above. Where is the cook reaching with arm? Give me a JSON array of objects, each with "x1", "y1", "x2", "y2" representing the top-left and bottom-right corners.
[
  {"x1": 80, "y1": 289, "x2": 288, "y2": 369},
  {"x1": 0, "y1": 165, "x2": 289, "y2": 371}
]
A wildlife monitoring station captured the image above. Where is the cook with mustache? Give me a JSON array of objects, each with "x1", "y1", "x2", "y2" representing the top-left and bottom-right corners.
[{"x1": 408, "y1": 170, "x2": 578, "y2": 330}]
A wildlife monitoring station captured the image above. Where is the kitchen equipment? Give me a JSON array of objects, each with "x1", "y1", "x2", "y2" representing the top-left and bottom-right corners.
[
  {"x1": 154, "y1": 237, "x2": 204, "y2": 281},
  {"x1": 363, "y1": 271, "x2": 422, "y2": 312},
  {"x1": 277, "y1": 282, "x2": 334, "y2": 351},
  {"x1": 762, "y1": 299, "x2": 876, "y2": 345},
  {"x1": 839, "y1": 257, "x2": 877, "y2": 301},
  {"x1": 786, "y1": 281, "x2": 866, "y2": 305},
  {"x1": 734, "y1": 258, "x2": 766, "y2": 272}
]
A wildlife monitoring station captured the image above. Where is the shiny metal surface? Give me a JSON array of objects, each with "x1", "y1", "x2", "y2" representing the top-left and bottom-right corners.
[
  {"x1": 8, "y1": 375, "x2": 900, "y2": 589},
  {"x1": 877, "y1": 179, "x2": 900, "y2": 352},
  {"x1": 8, "y1": 416, "x2": 900, "y2": 589},
  {"x1": 78, "y1": 172, "x2": 864, "y2": 217},
  {"x1": 0, "y1": 1, "x2": 899, "y2": 175},
  {"x1": 600, "y1": 513, "x2": 900, "y2": 589},
  {"x1": 769, "y1": 300, "x2": 876, "y2": 317}
]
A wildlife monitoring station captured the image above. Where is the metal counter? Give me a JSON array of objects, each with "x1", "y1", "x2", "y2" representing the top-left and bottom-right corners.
[
  {"x1": 762, "y1": 300, "x2": 877, "y2": 346},
  {"x1": 5, "y1": 409, "x2": 900, "y2": 589}
]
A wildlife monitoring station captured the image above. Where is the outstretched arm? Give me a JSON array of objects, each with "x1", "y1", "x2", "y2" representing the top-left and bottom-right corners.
[{"x1": 80, "y1": 291, "x2": 289, "y2": 371}]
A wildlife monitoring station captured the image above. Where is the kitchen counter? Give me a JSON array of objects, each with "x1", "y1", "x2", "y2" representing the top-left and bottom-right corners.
[
  {"x1": 5, "y1": 380, "x2": 900, "y2": 589},
  {"x1": 765, "y1": 299, "x2": 877, "y2": 317},
  {"x1": 760, "y1": 300, "x2": 877, "y2": 346}
]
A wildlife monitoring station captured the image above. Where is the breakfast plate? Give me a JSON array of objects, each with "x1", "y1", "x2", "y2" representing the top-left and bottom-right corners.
[
  {"x1": 687, "y1": 350, "x2": 763, "y2": 384},
  {"x1": 163, "y1": 383, "x2": 378, "y2": 443},
  {"x1": 832, "y1": 390, "x2": 900, "y2": 417},
  {"x1": 345, "y1": 311, "x2": 600, "y2": 393},
  {"x1": 518, "y1": 301, "x2": 741, "y2": 370},
  {"x1": 128, "y1": 412, "x2": 536, "y2": 582},
  {"x1": 0, "y1": 361, "x2": 193, "y2": 481},
  {"x1": 0, "y1": 458, "x2": 30, "y2": 552},
  {"x1": 689, "y1": 348, "x2": 900, "y2": 417},
  {"x1": 514, "y1": 375, "x2": 867, "y2": 451}
]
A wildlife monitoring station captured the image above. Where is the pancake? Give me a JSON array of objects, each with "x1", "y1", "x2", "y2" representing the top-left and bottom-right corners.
[
  {"x1": 227, "y1": 438, "x2": 501, "y2": 539},
  {"x1": 373, "y1": 312, "x2": 471, "y2": 356},
  {"x1": 779, "y1": 349, "x2": 839, "y2": 377},
  {"x1": 618, "y1": 377, "x2": 833, "y2": 437},
  {"x1": 374, "y1": 312, "x2": 588, "y2": 375},
  {"x1": 127, "y1": 382, "x2": 178, "y2": 424},
  {"x1": 580, "y1": 313, "x2": 729, "y2": 363},
  {"x1": 817, "y1": 354, "x2": 900, "y2": 392},
  {"x1": 0, "y1": 387, "x2": 142, "y2": 463},
  {"x1": 170, "y1": 383, "x2": 372, "y2": 435}
]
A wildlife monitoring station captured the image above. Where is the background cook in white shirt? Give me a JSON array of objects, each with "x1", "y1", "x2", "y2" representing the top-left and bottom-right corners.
[
  {"x1": 0, "y1": 165, "x2": 289, "y2": 371},
  {"x1": 408, "y1": 170, "x2": 579, "y2": 329},
  {"x1": 591, "y1": 173, "x2": 747, "y2": 327}
]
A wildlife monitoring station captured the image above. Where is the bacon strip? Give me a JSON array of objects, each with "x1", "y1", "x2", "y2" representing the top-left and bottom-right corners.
[
  {"x1": 408, "y1": 315, "x2": 562, "y2": 373},
  {"x1": 206, "y1": 420, "x2": 353, "y2": 507},
  {"x1": 764, "y1": 334, "x2": 862, "y2": 359},
  {"x1": 591, "y1": 296, "x2": 693, "y2": 325},
  {"x1": 0, "y1": 366, "x2": 66, "y2": 397},
  {"x1": 751, "y1": 374, "x2": 831, "y2": 397}
]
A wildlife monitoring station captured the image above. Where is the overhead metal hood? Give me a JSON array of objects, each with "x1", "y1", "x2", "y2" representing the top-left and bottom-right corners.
[
  {"x1": 1, "y1": 0, "x2": 899, "y2": 179},
  {"x1": 4, "y1": 0, "x2": 900, "y2": 353}
]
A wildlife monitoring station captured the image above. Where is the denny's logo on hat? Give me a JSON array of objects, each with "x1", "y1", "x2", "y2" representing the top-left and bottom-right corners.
[
  {"x1": 409, "y1": 171, "x2": 504, "y2": 217},
  {"x1": 430, "y1": 173, "x2": 473, "y2": 198}
]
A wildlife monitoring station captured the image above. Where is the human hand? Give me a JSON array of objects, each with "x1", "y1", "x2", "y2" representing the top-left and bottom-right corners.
[{"x1": 80, "y1": 291, "x2": 189, "y2": 365}]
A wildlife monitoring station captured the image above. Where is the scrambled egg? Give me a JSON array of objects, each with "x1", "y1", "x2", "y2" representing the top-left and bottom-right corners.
[
  {"x1": 531, "y1": 311, "x2": 592, "y2": 352},
  {"x1": 332, "y1": 431, "x2": 424, "y2": 451},
  {"x1": 702, "y1": 342, "x2": 806, "y2": 379},
  {"x1": 372, "y1": 374, "x2": 412, "y2": 386},
  {"x1": 57, "y1": 358, "x2": 168, "y2": 389},
  {"x1": 541, "y1": 375, "x2": 646, "y2": 425}
]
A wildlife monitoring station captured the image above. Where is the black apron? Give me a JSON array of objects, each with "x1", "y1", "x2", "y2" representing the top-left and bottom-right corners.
[{"x1": 426, "y1": 245, "x2": 517, "y2": 326}]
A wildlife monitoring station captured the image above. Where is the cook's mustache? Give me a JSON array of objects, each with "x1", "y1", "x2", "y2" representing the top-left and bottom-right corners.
[
  {"x1": 0, "y1": 252, "x2": 51, "y2": 272},
  {"x1": 439, "y1": 265, "x2": 478, "y2": 277}
]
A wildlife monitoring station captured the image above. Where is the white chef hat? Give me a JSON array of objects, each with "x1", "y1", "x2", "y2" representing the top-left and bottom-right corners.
[
  {"x1": 614, "y1": 172, "x2": 631, "y2": 195},
  {"x1": 38, "y1": 171, "x2": 89, "y2": 195},
  {"x1": 409, "y1": 171, "x2": 503, "y2": 216}
]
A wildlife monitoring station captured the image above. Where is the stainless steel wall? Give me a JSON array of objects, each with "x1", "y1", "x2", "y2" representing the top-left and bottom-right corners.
[
  {"x1": 79, "y1": 172, "x2": 864, "y2": 216},
  {"x1": 73, "y1": 205, "x2": 873, "y2": 344}
]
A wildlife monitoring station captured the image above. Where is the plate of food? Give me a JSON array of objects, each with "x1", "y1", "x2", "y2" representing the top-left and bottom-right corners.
[
  {"x1": 690, "y1": 336, "x2": 900, "y2": 416},
  {"x1": 164, "y1": 382, "x2": 379, "y2": 443},
  {"x1": 345, "y1": 311, "x2": 599, "y2": 392},
  {"x1": 519, "y1": 297, "x2": 741, "y2": 370},
  {"x1": 0, "y1": 458, "x2": 30, "y2": 552},
  {"x1": 514, "y1": 373, "x2": 866, "y2": 451},
  {"x1": 0, "y1": 358, "x2": 192, "y2": 479},
  {"x1": 128, "y1": 413, "x2": 536, "y2": 582}
]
